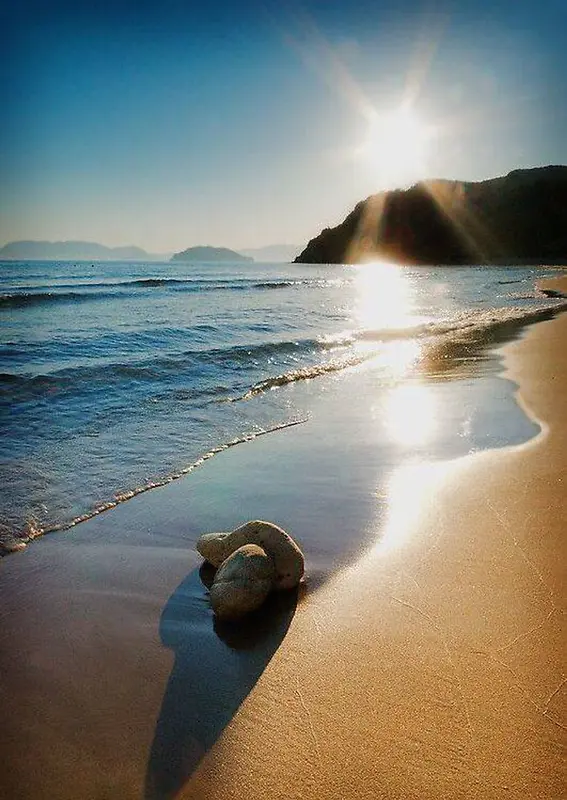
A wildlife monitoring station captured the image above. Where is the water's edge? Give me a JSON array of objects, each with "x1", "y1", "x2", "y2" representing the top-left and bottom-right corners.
[{"x1": 2, "y1": 268, "x2": 565, "y2": 556}]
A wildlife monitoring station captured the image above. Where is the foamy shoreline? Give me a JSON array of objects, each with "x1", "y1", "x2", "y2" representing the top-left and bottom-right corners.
[{"x1": 3, "y1": 267, "x2": 565, "y2": 556}]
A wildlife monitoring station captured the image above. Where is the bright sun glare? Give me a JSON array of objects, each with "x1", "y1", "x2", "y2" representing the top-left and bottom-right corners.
[
  {"x1": 355, "y1": 262, "x2": 414, "y2": 330},
  {"x1": 361, "y1": 105, "x2": 434, "y2": 186}
]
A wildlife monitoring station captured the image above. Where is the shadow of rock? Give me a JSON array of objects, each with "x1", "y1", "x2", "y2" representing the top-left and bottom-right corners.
[{"x1": 145, "y1": 564, "x2": 298, "y2": 799}]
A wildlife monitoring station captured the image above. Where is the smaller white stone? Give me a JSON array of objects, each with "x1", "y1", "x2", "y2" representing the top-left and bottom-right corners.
[{"x1": 209, "y1": 544, "x2": 275, "y2": 620}]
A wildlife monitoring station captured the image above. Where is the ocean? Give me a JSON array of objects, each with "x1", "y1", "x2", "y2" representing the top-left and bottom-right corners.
[{"x1": 1, "y1": 259, "x2": 565, "y2": 551}]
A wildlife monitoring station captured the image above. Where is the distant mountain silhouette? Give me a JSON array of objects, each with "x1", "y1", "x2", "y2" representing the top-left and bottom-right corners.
[
  {"x1": 295, "y1": 166, "x2": 567, "y2": 265},
  {"x1": 0, "y1": 240, "x2": 168, "y2": 261},
  {"x1": 171, "y1": 246, "x2": 253, "y2": 263},
  {"x1": 239, "y1": 244, "x2": 301, "y2": 263}
]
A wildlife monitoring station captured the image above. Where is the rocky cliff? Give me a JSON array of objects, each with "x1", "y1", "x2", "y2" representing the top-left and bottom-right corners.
[{"x1": 295, "y1": 166, "x2": 567, "y2": 265}]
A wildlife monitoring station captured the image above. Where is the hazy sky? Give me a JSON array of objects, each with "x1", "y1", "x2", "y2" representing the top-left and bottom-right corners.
[{"x1": 2, "y1": 0, "x2": 566, "y2": 252}]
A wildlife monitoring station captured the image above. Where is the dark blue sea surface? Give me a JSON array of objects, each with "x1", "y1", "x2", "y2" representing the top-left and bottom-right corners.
[{"x1": 1, "y1": 259, "x2": 564, "y2": 543}]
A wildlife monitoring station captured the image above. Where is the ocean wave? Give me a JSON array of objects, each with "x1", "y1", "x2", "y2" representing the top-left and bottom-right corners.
[
  {"x1": 504, "y1": 292, "x2": 539, "y2": 300},
  {"x1": 129, "y1": 277, "x2": 191, "y2": 286},
  {"x1": 253, "y1": 278, "x2": 347, "y2": 290},
  {"x1": 0, "y1": 290, "x2": 117, "y2": 309},
  {"x1": 422, "y1": 302, "x2": 567, "y2": 335},
  {"x1": 1, "y1": 276, "x2": 348, "y2": 307},
  {"x1": 233, "y1": 301, "x2": 567, "y2": 399},
  {"x1": 5, "y1": 301, "x2": 565, "y2": 404},
  {"x1": 171, "y1": 277, "x2": 347, "y2": 293},
  {"x1": 236, "y1": 357, "x2": 368, "y2": 399},
  {"x1": 321, "y1": 302, "x2": 567, "y2": 348},
  {"x1": 4, "y1": 417, "x2": 308, "y2": 549},
  {"x1": 122, "y1": 277, "x2": 331, "y2": 290},
  {"x1": 0, "y1": 336, "x2": 327, "y2": 402}
]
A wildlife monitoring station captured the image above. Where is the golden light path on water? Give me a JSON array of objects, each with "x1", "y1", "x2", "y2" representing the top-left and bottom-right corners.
[
  {"x1": 382, "y1": 383, "x2": 438, "y2": 448},
  {"x1": 351, "y1": 261, "x2": 440, "y2": 554},
  {"x1": 377, "y1": 461, "x2": 442, "y2": 554},
  {"x1": 353, "y1": 261, "x2": 415, "y2": 331},
  {"x1": 351, "y1": 262, "x2": 421, "y2": 378},
  {"x1": 377, "y1": 382, "x2": 439, "y2": 552}
]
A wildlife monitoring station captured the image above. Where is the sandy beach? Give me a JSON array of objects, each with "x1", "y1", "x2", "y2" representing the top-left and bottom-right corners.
[{"x1": 1, "y1": 276, "x2": 566, "y2": 800}]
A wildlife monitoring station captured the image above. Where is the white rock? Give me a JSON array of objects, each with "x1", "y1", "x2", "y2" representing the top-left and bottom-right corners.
[
  {"x1": 209, "y1": 544, "x2": 275, "y2": 619},
  {"x1": 197, "y1": 520, "x2": 304, "y2": 589}
]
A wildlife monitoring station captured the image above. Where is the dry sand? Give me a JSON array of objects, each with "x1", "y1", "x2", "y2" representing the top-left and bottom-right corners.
[{"x1": 1, "y1": 277, "x2": 566, "y2": 800}]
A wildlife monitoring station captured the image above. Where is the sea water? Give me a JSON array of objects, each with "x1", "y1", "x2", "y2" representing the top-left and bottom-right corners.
[{"x1": 1, "y1": 260, "x2": 565, "y2": 545}]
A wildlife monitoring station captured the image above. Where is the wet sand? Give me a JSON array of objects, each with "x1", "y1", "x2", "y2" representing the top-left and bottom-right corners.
[{"x1": 1, "y1": 277, "x2": 566, "y2": 799}]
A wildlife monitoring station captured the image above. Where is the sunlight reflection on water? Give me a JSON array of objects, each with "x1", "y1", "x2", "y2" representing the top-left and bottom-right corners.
[
  {"x1": 375, "y1": 461, "x2": 442, "y2": 554},
  {"x1": 351, "y1": 264, "x2": 444, "y2": 554},
  {"x1": 351, "y1": 261, "x2": 424, "y2": 378},
  {"x1": 353, "y1": 261, "x2": 416, "y2": 331},
  {"x1": 382, "y1": 382, "x2": 437, "y2": 447}
]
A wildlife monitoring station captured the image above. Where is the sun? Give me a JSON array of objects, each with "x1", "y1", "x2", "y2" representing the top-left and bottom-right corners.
[{"x1": 361, "y1": 105, "x2": 434, "y2": 187}]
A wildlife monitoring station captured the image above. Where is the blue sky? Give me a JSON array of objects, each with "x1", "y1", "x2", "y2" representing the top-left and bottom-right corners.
[{"x1": 2, "y1": 0, "x2": 566, "y2": 251}]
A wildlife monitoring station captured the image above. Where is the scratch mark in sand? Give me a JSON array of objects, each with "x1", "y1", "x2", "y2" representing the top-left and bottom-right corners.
[
  {"x1": 495, "y1": 607, "x2": 557, "y2": 653},
  {"x1": 390, "y1": 594, "x2": 480, "y2": 774},
  {"x1": 542, "y1": 709, "x2": 567, "y2": 730},
  {"x1": 391, "y1": 595, "x2": 439, "y2": 629},
  {"x1": 486, "y1": 500, "x2": 567, "y2": 717},
  {"x1": 486, "y1": 500, "x2": 560, "y2": 612},
  {"x1": 401, "y1": 569, "x2": 424, "y2": 594},
  {"x1": 437, "y1": 640, "x2": 479, "y2": 770},
  {"x1": 482, "y1": 653, "x2": 567, "y2": 732},
  {"x1": 543, "y1": 678, "x2": 567, "y2": 711},
  {"x1": 295, "y1": 676, "x2": 322, "y2": 768},
  {"x1": 310, "y1": 609, "x2": 324, "y2": 640}
]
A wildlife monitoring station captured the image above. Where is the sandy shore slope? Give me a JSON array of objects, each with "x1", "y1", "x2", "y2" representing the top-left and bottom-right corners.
[
  {"x1": 184, "y1": 277, "x2": 567, "y2": 799},
  {"x1": 1, "y1": 277, "x2": 565, "y2": 800}
]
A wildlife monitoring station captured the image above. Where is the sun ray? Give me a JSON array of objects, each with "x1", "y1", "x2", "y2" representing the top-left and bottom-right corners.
[{"x1": 420, "y1": 179, "x2": 502, "y2": 263}]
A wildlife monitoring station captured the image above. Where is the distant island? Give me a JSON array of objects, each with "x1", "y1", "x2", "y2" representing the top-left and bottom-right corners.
[
  {"x1": 0, "y1": 240, "x2": 296, "y2": 264},
  {"x1": 0, "y1": 240, "x2": 169, "y2": 261},
  {"x1": 295, "y1": 165, "x2": 567, "y2": 265},
  {"x1": 170, "y1": 246, "x2": 253, "y2": 263}
]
